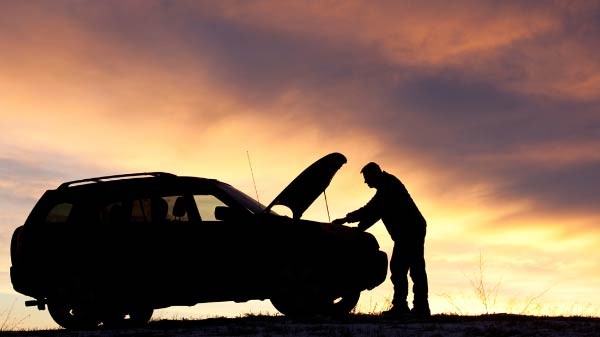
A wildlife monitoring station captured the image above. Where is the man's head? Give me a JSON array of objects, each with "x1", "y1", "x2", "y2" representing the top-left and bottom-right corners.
[{"x1": 361, "y1": 162, "x2": 383, "y2": 188}]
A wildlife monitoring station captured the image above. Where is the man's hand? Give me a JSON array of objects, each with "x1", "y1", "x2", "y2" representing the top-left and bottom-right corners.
[{"x1": 332, "y1": 217, "x2": 347, "y2": 225}]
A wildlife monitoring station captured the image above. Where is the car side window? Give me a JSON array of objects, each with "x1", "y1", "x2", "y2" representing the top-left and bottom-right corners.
[
  {"x1": 129, "y1": 197, "x2": 173, "y2": 224},
  {"x1": 100, "y1": 202, "x2": 127, "y2": 225},
  {"x1": 163, "y1": 195, "x2": 190, "y2": 222},
  {"x1": 45, "y1": 203, "x2": 73, "y2": 223},
  {"x1": 128, "y1": 196, "x2": 194, "y2": 224},
  {"x1": 130, "y1": 198, "x2": 155, "y2": 223},
  {"x1": 193, "y1": 195, "x2": 226, "y2": 221}
]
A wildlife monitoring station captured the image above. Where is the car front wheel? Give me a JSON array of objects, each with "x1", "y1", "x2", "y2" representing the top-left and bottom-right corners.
[{"x1": 271, "y1": 291, "x2": 360, "y2": 318}]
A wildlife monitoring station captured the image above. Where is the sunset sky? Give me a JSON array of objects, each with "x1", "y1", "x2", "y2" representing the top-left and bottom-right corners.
[{"x1": 1, "y1": 0, "x2": 600, "y2": 329}]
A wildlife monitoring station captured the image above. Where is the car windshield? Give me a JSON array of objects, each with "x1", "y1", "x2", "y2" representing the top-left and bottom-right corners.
[{"x1": 216, "y1": 182, "x2": 272, "y2": 214}]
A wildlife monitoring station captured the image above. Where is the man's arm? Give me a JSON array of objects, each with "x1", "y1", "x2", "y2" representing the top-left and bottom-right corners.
[{"x1": 332, "y1": 194, "x2": 382, "y2": 230}]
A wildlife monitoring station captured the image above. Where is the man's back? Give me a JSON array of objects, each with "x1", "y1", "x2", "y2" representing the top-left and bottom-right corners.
[{"x1": 377, "y1": 171, "x2": 426, "y2": 241}]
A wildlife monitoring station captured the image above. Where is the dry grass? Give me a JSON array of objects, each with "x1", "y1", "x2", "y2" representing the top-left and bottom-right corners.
[
  {"x1": 440, "y1": 251, "x2": 555, "y2": 316},
  {"x1": 0, "y1": 299, "x2": 30, "y2": 332}
]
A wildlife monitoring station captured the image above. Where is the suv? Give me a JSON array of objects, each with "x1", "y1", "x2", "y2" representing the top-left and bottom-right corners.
[{"x1": 10, "y1": 152, "x2": 387, "y2": 329}]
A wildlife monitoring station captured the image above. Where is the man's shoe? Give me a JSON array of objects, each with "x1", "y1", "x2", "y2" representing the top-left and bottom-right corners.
[
  {"x1": 410, "y1": 305, "x2": 431, "y2": 318},
  {"x1": 381, "y1": 305, "x2": 410, "y2": 318}
]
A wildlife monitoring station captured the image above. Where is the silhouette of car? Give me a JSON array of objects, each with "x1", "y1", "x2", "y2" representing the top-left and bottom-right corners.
[{"x1": 10, "y1": 153, "x2": 387, "y2": 329}]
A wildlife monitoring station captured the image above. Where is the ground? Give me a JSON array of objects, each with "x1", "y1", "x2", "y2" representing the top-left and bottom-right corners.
[{"x1": 2, "y1": 314, "x2": 599, "y2": 337}]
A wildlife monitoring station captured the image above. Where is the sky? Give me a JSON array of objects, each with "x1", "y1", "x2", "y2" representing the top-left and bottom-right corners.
[{"x1": 1, "y1": 0, "x2": 600, "y2": 329}]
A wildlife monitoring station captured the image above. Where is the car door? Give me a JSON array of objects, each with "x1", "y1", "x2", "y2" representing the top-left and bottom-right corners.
[
  {"x1": 188, "y1": 192, "x2": 259, "y2": 299},
  {"x1": 127, "y1": 190, "x2": 248, "y2": 302}
]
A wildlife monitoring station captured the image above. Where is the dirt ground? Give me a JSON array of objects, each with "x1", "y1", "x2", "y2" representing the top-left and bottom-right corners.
[{"x1": 2, "y1": 314, "x2": 599, "y2": 337}]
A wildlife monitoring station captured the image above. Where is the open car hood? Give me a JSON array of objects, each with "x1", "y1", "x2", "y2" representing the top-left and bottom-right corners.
[{"x1": 265, "y1": 152, "x2": 347, "y2": 219}]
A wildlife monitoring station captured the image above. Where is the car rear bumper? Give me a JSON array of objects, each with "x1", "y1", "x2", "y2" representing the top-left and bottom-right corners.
[{"x1": 10, "y1": 265, "x2": 38, "y2": 298}]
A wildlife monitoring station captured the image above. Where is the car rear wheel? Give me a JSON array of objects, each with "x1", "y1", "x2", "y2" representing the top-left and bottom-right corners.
[
  {"x1": 47, "y1": 300, "x2": 100, "y2": 330},
  {"x1": 271, "y1": 291, "x2": 360, "y2": 317},
  {"x1": 48, "y1": 298, "x2": 153, "y2": 330}
]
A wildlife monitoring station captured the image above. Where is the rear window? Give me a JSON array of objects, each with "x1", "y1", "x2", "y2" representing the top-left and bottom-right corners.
[{"x1": 45, "y1": 203, "x2": 73, "y2": 223}]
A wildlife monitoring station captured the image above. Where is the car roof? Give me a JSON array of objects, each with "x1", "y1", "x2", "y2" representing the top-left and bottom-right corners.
[
  {"x1": 58, "y1": 172, "x2": 175, "y2": 189},
  {"x1": 54, "y1": 172, "x2": 219, "y2": 195}
]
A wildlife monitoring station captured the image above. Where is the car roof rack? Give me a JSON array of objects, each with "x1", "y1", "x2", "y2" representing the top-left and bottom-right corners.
[{"x1": 57, "y1": 172, "x2": 176, "y2": 190}]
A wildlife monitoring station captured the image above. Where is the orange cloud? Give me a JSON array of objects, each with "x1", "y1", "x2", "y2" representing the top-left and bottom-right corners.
[
  {"x1": 474, "y1": 141, "x2": 600, "y2": 168},
  {"x1": 205, "y1": 1, "x2": 557, "y2": 63},
  {"x1": 203, "y1": 1, "x2": 600, "y2": 100}
]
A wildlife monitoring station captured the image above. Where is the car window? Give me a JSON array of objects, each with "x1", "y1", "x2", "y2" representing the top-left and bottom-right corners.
[
  {"x1": 163, "y1": 195, "x2": 190, "y2": 222},
  {"x1": 45, "y1": 203, "x2": 73, "y2": 223},
  {"x1": 101, "y1": 201, "x2": 127, "y2": 225},
  {"x1": 216, "y1": 182, "x2": 267, "y2": 214},
  {"x1": 194, "y1": 195, "x2": 227, "y2": 221},
  {"x1": 130, "y1": 198, "x2": 152, "y2": 223},
  {"x1": 99, "y1": 196, "x2": 191, "y2": 225},
  {"x1": 130, "y1": 197, "x2": 172, "y2": 223}
]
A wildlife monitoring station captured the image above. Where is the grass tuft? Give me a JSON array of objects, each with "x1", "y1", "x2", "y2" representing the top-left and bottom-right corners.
[{"x1": 0, "y1": 299, "x2": 30, "y2": 332}]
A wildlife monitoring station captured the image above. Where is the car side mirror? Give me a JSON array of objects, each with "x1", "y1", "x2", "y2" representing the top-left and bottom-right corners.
[{"x1": 214, "y1": 206, "x2": 231, "y2": 221}]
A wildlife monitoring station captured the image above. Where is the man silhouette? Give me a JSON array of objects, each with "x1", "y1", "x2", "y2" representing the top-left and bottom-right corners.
[{"x1": 333, "y1": 162, "x2": 430, "y2": 317}]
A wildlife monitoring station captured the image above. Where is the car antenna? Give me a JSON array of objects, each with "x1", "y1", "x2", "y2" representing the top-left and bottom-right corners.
[
  {"x1": 323, "y1": 190, "x2": 331, "y2": 222},
  {"x1": 246, "y1": 150, "x2": 260, "y2": 204}
]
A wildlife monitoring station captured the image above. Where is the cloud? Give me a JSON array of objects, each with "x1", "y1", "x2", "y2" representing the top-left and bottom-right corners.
[
  {"x1": 196, "y1": 0, "x2": 600, "y2": 100},
  {"x1": 3, "y1": 0, "x2": 600, "y2": 224}
]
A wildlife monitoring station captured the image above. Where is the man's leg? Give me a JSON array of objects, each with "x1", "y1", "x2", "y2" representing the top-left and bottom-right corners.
[
  {"x1": 409, "y1": 238, "x2": 430, "y2": 316},
  {"x1": 389, "y1": 243, "x2": 410, "y2": 313}
]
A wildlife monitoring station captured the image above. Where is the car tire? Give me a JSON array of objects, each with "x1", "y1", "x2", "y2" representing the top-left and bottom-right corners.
[
  {"x1": 325, "y1": 292, "x2": 361, "y2": 317},
  {"x1": 127, "y1": 307, "x2": 154, "y2": 326},
  {"x1": 47, "y1": 299, "x2": 100, "y2": 330},
  {"x1": 271, "y1": 291, "x2": 360, "y2": 318},
  {"x1": 101, "y1": 307, "x2": 153, "y2": 328}
]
